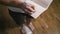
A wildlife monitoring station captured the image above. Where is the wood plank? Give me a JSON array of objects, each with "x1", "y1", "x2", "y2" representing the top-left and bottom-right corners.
[{"x1": 0, "y1": 0, "x2": 60, "y2": 34}]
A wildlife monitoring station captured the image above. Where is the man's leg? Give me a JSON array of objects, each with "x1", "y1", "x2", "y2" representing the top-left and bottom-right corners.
[
  {"x1": 9, "y1": 10, "x2": 29, "y2": 34},
  {"x1": 25, "y1": 14, "x2": 35, "y2": 31},
  {"x1": 9, "y1": 10, "x2": 25, "y2": 26},
  {"x1": 9, "y1": 9, "x2": 35, "y2": 34}
]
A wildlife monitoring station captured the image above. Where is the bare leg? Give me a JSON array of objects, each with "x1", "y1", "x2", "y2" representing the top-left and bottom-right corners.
[
  {"x1": 21, "y1": 24, "x2": 32, "y2": 34},
  {"x1": 21, "y1": 24, "x2": 26, "y2": 34},
  {"x1": 28, "y1": 22, "x2": 35, "y2": 31}
]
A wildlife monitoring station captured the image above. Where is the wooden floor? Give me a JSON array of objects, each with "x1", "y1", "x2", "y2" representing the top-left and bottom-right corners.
[{"x1": 0, "y1": 0, "x2": 60, "y2": 34}]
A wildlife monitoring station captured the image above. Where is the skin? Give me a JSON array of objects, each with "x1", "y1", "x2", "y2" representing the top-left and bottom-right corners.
[
  {"x1": 0, "y1": 0, "x2": 35, "y2": 14},
  {"x1": 0, "y1": 0, "x2": 35, "y2": 34}
]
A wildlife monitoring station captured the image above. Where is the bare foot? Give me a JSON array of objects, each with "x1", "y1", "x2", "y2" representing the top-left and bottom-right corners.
[
  {"x1": 21, "y1": 25, "x2": 26, "y2": 34},
  {"x1": 21, "y1": 24, "x2": 33, "y2": 34},
  {"x1": 28, "y1": 22, "x2": 35, "y2": 31}
]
